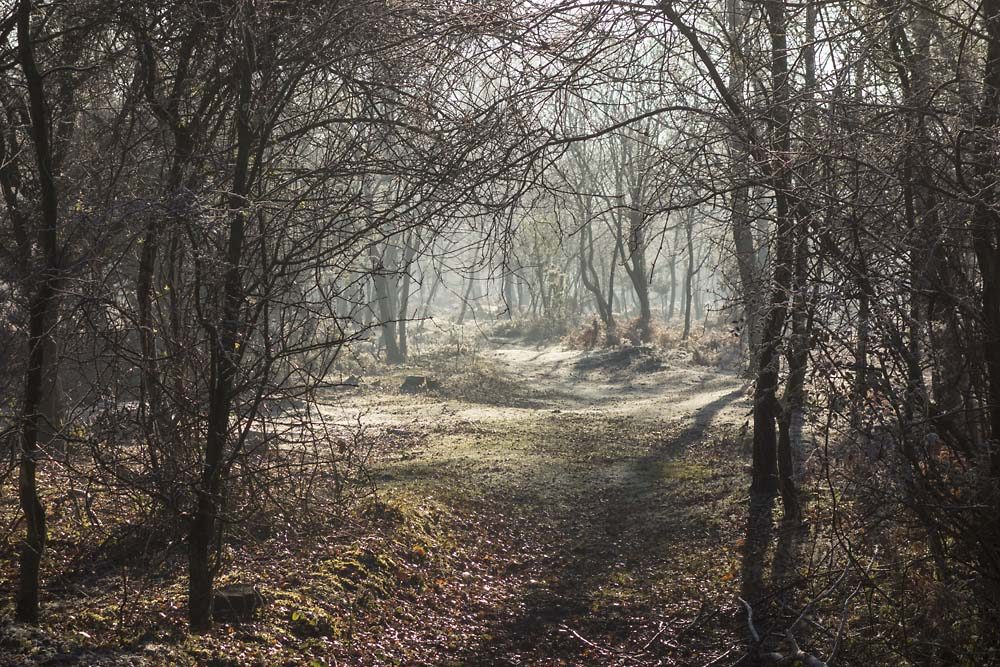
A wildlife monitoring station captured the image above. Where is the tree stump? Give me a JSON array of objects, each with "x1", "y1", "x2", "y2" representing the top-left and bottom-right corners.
[
  {"x1": 212, "y1": 584, "x2": 265, "y2": 623},
  {"x1": 400, "y1": 376, "x2": 441, "y2": 393},
  {"x1": 400, "y1": 376, "x2": 427, "y2": 393}
]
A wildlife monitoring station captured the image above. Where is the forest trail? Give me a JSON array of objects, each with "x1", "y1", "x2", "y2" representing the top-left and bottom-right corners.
[{"x1": 323, "y1": 343, "x2": 753, "y2": 665}]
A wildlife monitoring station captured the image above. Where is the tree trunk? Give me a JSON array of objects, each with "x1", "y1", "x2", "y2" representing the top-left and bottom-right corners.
[
  {"x1": 627, "y1": 210, "x2": 652, "y2": 341},
  {"x1": 775, "y1": 0, "x2": 820, "y2": 521},
  {"x1": 188, "y1": 40, "x2": 254, "y2": 631},
  {"x1": 668, "y1": 233, "x2": 677, "y2": 321},
  {"x1": 396, "y1": 231, "x2": 418, "y2": 362},
  {"x1": 683, "y1": 211, "x2": 695, "y2": 340},
  {"x1": 15, "y1": 0, "x2": 59, "y2": 622},
  {"x1": 777, "y1": 221, "x2": 808, "y2": 521},
  {"x1": 751, "y1": 0, "x2": 793, "y2": 497},
  {"x1": 371, "y1": 244, "x2": 403, "y2": 364},
  {"x1": 397, "y1": 282, "x2": 410, "y2": 361},
  {"x1": 694, "y1": 268, "x2": 704, "y2": 321},
  {"x1": 666, "y1": 255, "x2": 675, "y2": 322},
  {"x1": 579, "y1": 210, "x2": 617, "y2": 344},
  {"x1": 726, "y1": 0, "x2": 762, "y2": 369},
  {"x1": 457, "y1": 270, "x2": 477, "y2": 324},
  {"x1": 502, "y1": 267, "x2": 515, "y2": 319},
  {"x1": 362, "y1": 278, "x2": 375, "y2": 328}
]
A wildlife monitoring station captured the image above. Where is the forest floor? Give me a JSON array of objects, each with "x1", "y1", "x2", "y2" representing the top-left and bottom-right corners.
[
  {"x1": 327, "y1": 338, "x2": 756, "y2": 666},
  {"x1": 1, "y1": 334, "x2": 760, "y2": 666}
]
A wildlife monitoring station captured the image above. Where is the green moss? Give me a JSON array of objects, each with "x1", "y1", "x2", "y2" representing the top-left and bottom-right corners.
[
  {"x1": 322, "y1": 549, "x2": 395, "y2": 592},
  {"x1": 288, "y1": 607, "x2": 339, "y2": 639}
]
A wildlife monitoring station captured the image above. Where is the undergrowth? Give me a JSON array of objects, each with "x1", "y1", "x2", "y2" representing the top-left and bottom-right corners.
[{"x1": 562, "y1": 317, "x2": 741, "y2": 369}]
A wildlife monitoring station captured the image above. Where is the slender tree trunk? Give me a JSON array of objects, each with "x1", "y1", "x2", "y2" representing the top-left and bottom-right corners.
[
  {"x1": 371, "y1": 243, "x2": 403, "y2": 364},
  {"x1": 396, "y1": 232, "x2": 418, "y2": 361},
  {"x1": 777, "y1": 227, "x2": 808, "y2": 520},
  {"x1": 726, "y1": 0, "x2": 762, "y2": 369},
  {"x1": 188, "y1": 39, "x2": 254, "y2": 631},
  {"x1": 14, "y1": 0, "x2": 60, "y2": 622},
  {"x1": 502, "y1": 267, "x2": 515, "y2": 319},
  {"x1": 751, "y1": 0, "x2": 793, "y2": 497},
  {"x1": 373, "y1": 270, "x2": 402, "y2": 363},
  {"x1": 17, "y1": 286, "x2": 55, "y2": 625},
  {"x1": 457, "y1": 270, "x2": 477, "y2": 324},
  {"x1": 579, "y1": 212, "x2": 617, "y2": 344},
  {"x1": 668, "y1": 242, "x2": 677, "y2": 321},
  {"x1": 605, "y1": 254, "x2": 614, "y2": 319},
  {"x1": 628, "y1": 212, "x2": 652, "y2": 341},
  {"x1": 683, "y1": 213, "x2": 694, "y2": 340},
  {"x1": 775, "y1": 0, "x2": 819, "y2": 521},
  {"x1": 397, "y1": 280, "x2": 411, "y2": 361}
]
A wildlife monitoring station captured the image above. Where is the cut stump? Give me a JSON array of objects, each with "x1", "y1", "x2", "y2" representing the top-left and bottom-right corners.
[{"x1": 213, "y1": 584, "x2": 265, "y2": 623}]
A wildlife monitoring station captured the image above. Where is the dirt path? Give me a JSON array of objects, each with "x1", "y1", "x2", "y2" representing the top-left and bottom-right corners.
[
  {"x1": 323, "y1": 344, "x2": 746, "y2": 427},
  {"x1": 327, "y1": 343, "x2": 753, "y2": 665}
]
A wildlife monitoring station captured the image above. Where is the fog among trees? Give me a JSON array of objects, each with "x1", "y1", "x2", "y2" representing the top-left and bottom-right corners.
[{"x1": 2, "y1": 0, "x2": 1000, "y2": 664}]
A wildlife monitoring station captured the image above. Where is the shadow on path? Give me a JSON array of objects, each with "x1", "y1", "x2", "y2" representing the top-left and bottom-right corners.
[
  {"x1": 458, "y1": 388, "x2": 745, "y2": 665},
  {"x1": 735, "y1": 480, "x2": 811, "y2": 666}
]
